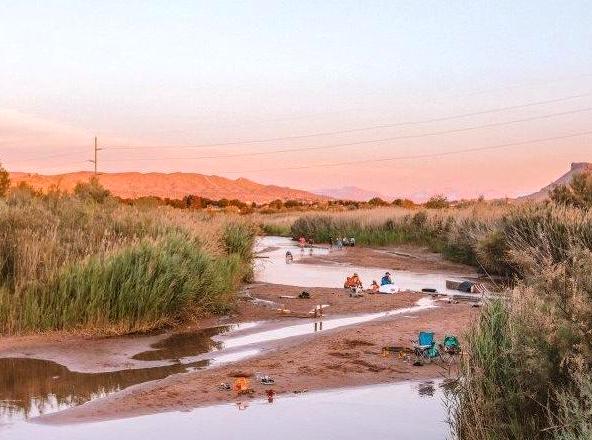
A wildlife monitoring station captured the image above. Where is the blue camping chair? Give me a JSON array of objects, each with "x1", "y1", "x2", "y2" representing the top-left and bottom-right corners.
[
  {"x1": 439, "y1": 335, "x2": 462, "y2": 364},
  {"x1": 413, "y1": 331, "x2": 440, "y2": 362}
]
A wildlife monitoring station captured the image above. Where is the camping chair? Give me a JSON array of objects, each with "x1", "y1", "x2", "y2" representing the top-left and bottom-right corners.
[
  {"x1": 439, "y1": 335, "x2": 461, "y2": 363},
  {"x1": 413, "y1": 331, "x2": 440, "y2": 363}
]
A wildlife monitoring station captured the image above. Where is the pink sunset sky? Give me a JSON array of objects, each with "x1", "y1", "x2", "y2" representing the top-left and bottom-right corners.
[{"x1": 1, "y1": 1, "x2": 591, "y2": 200}]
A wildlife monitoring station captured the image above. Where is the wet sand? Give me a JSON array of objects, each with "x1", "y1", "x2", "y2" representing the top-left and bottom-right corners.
[
  {"x1": 0, "y1": 287, "x2": 424, "y2": 373},
  {"x1": 38, "y1": 296, "x2": 476, "y2": 424}
]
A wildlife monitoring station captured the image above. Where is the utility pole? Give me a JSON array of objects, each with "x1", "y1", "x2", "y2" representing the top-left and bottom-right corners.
[{"x1": 88, "y1": 136, "x2": 102, "y2": 175}]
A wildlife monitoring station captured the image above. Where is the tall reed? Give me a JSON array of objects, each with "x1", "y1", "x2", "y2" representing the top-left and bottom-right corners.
[{"x1": 0, "y1": 192, "x2": 255, "y2": 335}]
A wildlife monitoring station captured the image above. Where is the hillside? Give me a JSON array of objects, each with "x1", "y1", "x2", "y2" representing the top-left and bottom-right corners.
[
  {"x1": 521, "y1": 162, "x2": 592, "y2": 201},
  {"x1": 9, "y1": 172, "x2": 328, "y2": 203}
]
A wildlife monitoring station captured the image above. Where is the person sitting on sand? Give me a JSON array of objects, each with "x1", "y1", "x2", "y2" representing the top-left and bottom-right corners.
[
  {"x1": 380, "y1": 272, "x2": 393, "y2": 286},
  {"x1": 368, "y1": 280, "x2": 380, "y2": 294},
  {"x1": 344, "y1": 273, "x2": 363, "y2": 289},
  {"x1": 285, "y1": 250, "x2": 294, "y2": 264}
]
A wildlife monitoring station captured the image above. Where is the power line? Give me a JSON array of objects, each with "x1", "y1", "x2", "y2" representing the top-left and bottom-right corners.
[
  {"x1": 6, "y1": 150, "x2": 88, "y2": 163},
  {"x1": 107, "y1": 92, "x2": 592, "y2": 150},
  {"x1": 100, "y1": 106, "x2": 592, "y2": 162},
  {"x1": 107, "y1": 73, "x2": 592, "y2": 135},
  {"x1": 218, "y1": 130, "x2": 592, "y2": 174}
]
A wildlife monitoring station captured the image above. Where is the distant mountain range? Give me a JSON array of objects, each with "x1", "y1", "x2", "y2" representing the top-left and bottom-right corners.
[
  {"x1": 314, "y1": 186, "x2": 388, "y2": 202},
  {"x1": 521, "y1": 162, "x2": 592, "y2": 200},
  {"x1": 9, "y1": 172, "x2": 329, "y2": 204}
]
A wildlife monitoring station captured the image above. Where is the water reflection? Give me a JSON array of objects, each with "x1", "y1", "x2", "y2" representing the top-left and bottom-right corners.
[
  {"x1": 417, "y1": 380, "x2": 435, "y2": 397},
  {"x1": 132, "y1": 326, "x2": 232, "y2": 361},
  {"x1": 0, "y1": 358, "x2": 208, "y2": 422},
  {"x1": 4, "y1": 381, "x2": 449, "y2": 440}
]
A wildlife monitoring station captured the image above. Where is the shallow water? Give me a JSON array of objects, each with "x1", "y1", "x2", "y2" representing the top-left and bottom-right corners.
[
  {"x1": 254, "y1": 236, "x2": 472, "y2": 295},
  {"x1": 4, "y1": 381, "x2": 451, "y2": 440},
  {"x1": 0, "y1": 357, "x2": 208, "y2": 423},
  {"x1": 217, "y1": 297, "x2": 435, "y2": 349}
]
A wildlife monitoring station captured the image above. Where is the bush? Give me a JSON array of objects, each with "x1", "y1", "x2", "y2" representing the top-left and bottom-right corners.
[
  {"x1": 0, "y1": 163, "x2": 9, "y2": 198},
  {"x1": 550, "y1": 173, "x2": 592, "y2": 209},
  {"x1": 73, "y1": 176, "x2": 111, "y2": 203},
  {"x1": 451, "y1": 240, "x2": 592, "y2": 439},
  {"x1": 424, "y1": 194, "x2": 450, "y2": 209}
]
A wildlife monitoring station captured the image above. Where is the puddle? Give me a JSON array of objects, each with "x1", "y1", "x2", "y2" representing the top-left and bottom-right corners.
[
  {"x1": 255, "y1": 236, "x2": 474, "y2": 296},
  {"x1": 4, "y1": 381, "x2": 451, "y2": 439},
  {"x1": 132, "y1": 326, "x2": 231, "y2": 361},
  {"x1": 217, "y1": 297, "x2": 435, "y2": 349},
  {"x1": 0, "y1": 358, "x2": 209, "y2": 423}
]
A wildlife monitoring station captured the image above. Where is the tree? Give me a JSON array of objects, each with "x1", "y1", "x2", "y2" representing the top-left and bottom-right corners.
[
  {"x1": 368, "y1": 197, "x2": 388, "y2": 206},
  {"x1": 73, "y1": 176, "x2": 111, "y2": 203},
  {"x1": 392, "y1": 198, "x2": 416, "y2": 208},
  {"x1": 0, "y1": 163, "x2": 10, "y2": 197},
  {"x1": 550, "y1": 173, "x2": 592, "y2": 209},
  {"x1": 424, "y1": 194, "x2": 450, "y2": 209}
]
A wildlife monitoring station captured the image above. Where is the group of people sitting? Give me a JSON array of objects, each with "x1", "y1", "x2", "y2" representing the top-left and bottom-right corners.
[
  {"x1": 344, "y1": 271, "x2": 394, "y2": 294},
  {"x1": 330, "y1": 236, "x2": 355, "y2": 249}
]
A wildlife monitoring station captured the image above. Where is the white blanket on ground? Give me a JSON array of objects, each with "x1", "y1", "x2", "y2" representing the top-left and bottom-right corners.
[{"x1": 378, "y1": 284, "x2": 400, "y2": 294}]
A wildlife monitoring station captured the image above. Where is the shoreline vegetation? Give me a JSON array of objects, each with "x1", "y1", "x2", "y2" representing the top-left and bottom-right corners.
[{"x1": 0, "y1": 176, "x2": 256, "y2": 336}]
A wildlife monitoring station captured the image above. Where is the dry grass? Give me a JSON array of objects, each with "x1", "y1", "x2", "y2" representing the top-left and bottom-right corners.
[{"x1": 0, "y1": 192, "x2": 256, "y2": 335}]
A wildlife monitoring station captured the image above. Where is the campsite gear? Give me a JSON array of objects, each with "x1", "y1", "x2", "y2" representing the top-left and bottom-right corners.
[
  {"x1": 439, "y1": 335, "x2": 461, "y2": 364},
  {"x1": 298, "y1": 291, "x2": 310, "y2": 299},
  {"x1": 217, "y1": 382, "x2": 231, "y2": 391},
  {"x1": 457, "y1": 281, "x2": 474, "y2": 293},
  {"x1": 421, "y1": 288, "x2": 437, "y2": 293},
  {"x1": 382, "y1": 346, "x2": 413, "y2": 360},
  {"x1": 261, "y1": 376, "x2": 275, "y2": 385},
  {"x1": 234, "y1": 377, "x2": 250, "y2": 393},
  {"x1": 441, "y1": 335, "x2": 461, "y2": 354},
  {"x1": 446, "y1": 280, "x2": 487, "y2": 294},
  {"x1": 413, "y1": 331, "x2": 440, "y2": 362},
  {"x1": 349, "y1": 288, "x2": 363, "y2": 298}
]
